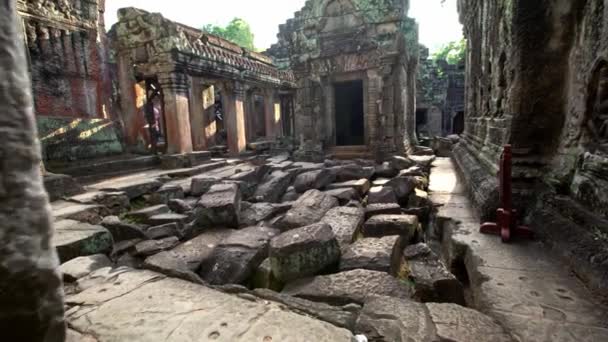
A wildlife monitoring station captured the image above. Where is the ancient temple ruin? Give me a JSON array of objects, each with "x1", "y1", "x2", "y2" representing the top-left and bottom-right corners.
[
  {"x1": 112, "y1": 8, "x2": 296, "y2": 155},
  {"x1": 268, "y1": 0, "x2": 419, "y2": 160}
]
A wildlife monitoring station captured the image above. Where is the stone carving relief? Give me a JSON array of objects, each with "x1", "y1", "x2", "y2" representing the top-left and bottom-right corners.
[
  {"x1": 26, "y1": 0, "x2": 80, "y2": 21},
  {"x1": 586, "y1": 61, "x2": 608, "y2": 154}
]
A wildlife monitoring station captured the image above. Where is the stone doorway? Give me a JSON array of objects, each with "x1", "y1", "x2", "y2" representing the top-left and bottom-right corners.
[
  {"x1": 334, "y1": 80, "x2": 364, "y2": 146},
  {"x1": 453, "y1": 111, "x2": 464, "y2": 134},
  {"x1": 416, "y1": 108, "x2": 429, "y2": 138}
]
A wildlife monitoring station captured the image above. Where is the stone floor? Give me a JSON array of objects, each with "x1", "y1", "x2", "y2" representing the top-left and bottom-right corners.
[
  {"x1": 430, "y1": 157, "x2": 608, "y2": 342},
  {"x1": 52, "y1": 153, "x2": 608, "y2": 341}
]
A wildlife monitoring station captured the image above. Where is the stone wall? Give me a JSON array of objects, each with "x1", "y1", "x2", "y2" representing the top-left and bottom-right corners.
[
  {"x1": 37, "y1": 117, "x2": 123, "y2": 163},
  {"x1": 269, "y1": 0, "x2": 419, "y2": 160},
  {"x1": 456, "y1": 0, "x2": 608, "y2": 294},
  {"x1": 19, "y1": 0, "x2": 112, "y2": 119}
]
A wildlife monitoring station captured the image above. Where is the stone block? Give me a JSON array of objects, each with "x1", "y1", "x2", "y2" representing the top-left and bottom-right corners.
[
  {"x1": 199, "y1": 226, "x2": 279, "y2": 285},
  {"x1": 323, "y1": 187, "x2": 359, "y2": 205},
  {"x1": 293, "y1": 169, "x2": 335, "y2": 193},
  {"x1": 239, "y1": 201, "x2": 292, "y2": 227},
  {"x1": 125, "y1": 204, "x2": 170, "y2": 223},
  {"x1": 100, "y1": 215, "x2": 148, "y2": 242},
  {"x1": 133, "y1": 237, "x2": 180, "y2": 257},
  {"x1": 147, "y1": 184, "x2": 184, "y2": 205},
  {"x1": 367, "y1": 186, "x2": 398, "y2": 205},
  {"x1": 253, "y1": 170, "x2": 293, "y2": 203},
  {"x1": 54, "y1": 220, "x2": 114, "y2": 263},
  {"x1": 402, "y1": 243, "x2": 465, "y2": 305},
  {"x1": 190, "y1": 176, "x2": 221, "y2": 196},
  {"x1": 330, "y1": 164, "x2": 375, "y2": 182},
  {"x1": 374, "y1": 161, "x2": 398, "y2": 178},
  {"x1": 146, "y1": 223, "x2": 179, "y2": 239},
  {"x1": 277, "y1": 189, "x2": 338, "y2": 230},
  {"x1": 321, "y1": 206, "x2": 365, "y2": 250},
  {"x1": 270, "y1": 223, "x2": 340, "y2": 282},
  {"x1": 194, "y1": 183, "x2": 241, "y2": 228},
  {"x1": 362, "y1": 214, "x2": 419, "y2": 240},
  {"x1": 365, "y1": 203, "x2": 402, "y2": 219},
  {"x1": 60, "y1": 254, "x2": 112, "y2": 282},
  {"x1": 340, "y1": 236, "x2": 402, "y2": 274},
  {"x1": 391, "y1": 155, "x2": 416, "y2": 170},
  {"x1": 283, "y1": 269, "x2": 411, "y2": 306},
  {"x1": 326, "y1": 178, "x2": 371, "y2": 195}
]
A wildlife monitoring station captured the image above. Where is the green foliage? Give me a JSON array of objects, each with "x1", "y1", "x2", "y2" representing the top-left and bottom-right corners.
[
  {"x1": 202, "y1": 18, "x2": 256, "y2": 50},
  {"x1": 432, "y1": 38, "x2": 466, "y2": 65}
]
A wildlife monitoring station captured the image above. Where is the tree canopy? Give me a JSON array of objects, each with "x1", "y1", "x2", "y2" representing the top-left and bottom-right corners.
[
  {"x1": 432, "y1": 38, "x2": 466, "y2": 65},
  {"x1": 202, "y1": 18, "x2": 256, "y2": 51}
]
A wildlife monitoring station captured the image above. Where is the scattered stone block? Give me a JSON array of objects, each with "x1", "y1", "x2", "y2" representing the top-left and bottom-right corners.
[
  {"x1": 70, "y1": 191, "x2": 130, "y2": 215},
  {"x1": 125, "y1": 204, "x2": 170, "y2": 223},
  {"x1": 281, "y1": 186, "x2": 301, "y2": 202},
  {"x1": 52, "y1": 201, "x2": 109, "y2": 224},
  {"x1": 323, "y1": 187, "x2": 359, "y2": 205},
  {"x1": 252, "y1": 258, "x2": 283, "y2": 291},
  {"x1": 190, "y1": 176, "x2": 221, "y2": 196},
  {"x1": 321, "y1": 206, "x2": 365, "y2": 250},
  {"x1": 355, "y1": 296, "x2": 513, "y2": 342},
  {"x1": 386, "y1": 177, "x2": 415, "y2": 202},
  {"x1": 44, "y1": 173, "x2": 84, "y2": 201},
  {"x1": 391, "y1": 155, "x2": 416, "y2": 170},
  {"x1": 101, "y1": 216, "x2": 147, "y2": 241},
  {"x1": 54, "y1": 220, "x2": 114, "y2": 263},
  {"x1": 340, "y1": 236, "x2": 402, "y2": 274},
  {"x1": 398, "y1": 165, "x2": 426, "y2": 177},
  {"x1": 254, "y1": 170, "x2": 294, "y2": 202},
  {"x1": 402, "y1": 243, "x2": 465, "y2": 305},
  {"x1": 194, "y1": 183, "x2": 241, "y2": 228},
  {"x1": 60, "y1": 254, "x2": 112, "y2": 282},
  {"x1": 146, "y1": 223, "x2": 179, "y2": 239},
  {"x1": 408, "y1": 188, "x2": 431, "y2": 208},
  {"x1": 365, "y1": 203, "x2": 402, "y2": 219},
  {"x1": 199, "y1": 226, "x2": 280, "y2": 285},
  {"x1": 362, "y1": 214, "x2": 419, "y2": 240},
  {"x1": 374, "y1": 161, "x2": 398, "y2": 178},
  {"x1": 239, "y1": 201, "x2": 292, "y2": 227},
  {"x1": 326, "y1": 178, "x2": 371, "y2": 196},
  {"x1": 277, "y1": 190, "x2": 338, "y2": 230},
  {"x1": 100, "y1": 178, "x2": 163, "y2": 199},
  {"x1": 253, "y1": 288, "x2": 359, "y2": 330},
  {"x1": 167, "y1": 198, "x2": 193, "y2": 213},
  {"x1": 331, "y1": 164, "x2": 375, "y2": 182},
  {"x1": 142, "y1": 251, "x2": 204, "y2": 284},
  {"x1": 283, "y1": 269, "x2": 411, "y2": 305},
  {"x1": 133, "y1": 237, "x2": 180, "y2": 257},
  {"x1": 293, "y1": 169, "x2": 335, "y2": 193},
  {"x1": 270, "y1": 223, "x2": 340, "y2": 282},
  {"x1": 65, "y1": 269, "x2": 355, "y2": 341},
  {"x1": 367, "y1": 186, "x2": 398, "y2": 205},
  {"x1": 147, "y1": 184, "x2": 184, "y2": 205},
  {"x1": 146, "y1": 213, "x2": 189, "y2": 227}
]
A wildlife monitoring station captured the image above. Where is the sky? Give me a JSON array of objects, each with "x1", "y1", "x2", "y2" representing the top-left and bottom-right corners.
[{"x1": 105, "y1": 0, "x2": 462, "y2": 53}]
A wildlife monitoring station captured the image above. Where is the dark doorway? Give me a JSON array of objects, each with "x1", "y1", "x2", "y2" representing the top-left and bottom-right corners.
[
  {"x1": 453, "y1": 111, "x2": 465, "y2": 134},
  {"x1": 416, "y1": 108, "x2": 428, "y2": 137},
  {"x1": 334, "y1": 80, "x2": 364, "y2": 146}
]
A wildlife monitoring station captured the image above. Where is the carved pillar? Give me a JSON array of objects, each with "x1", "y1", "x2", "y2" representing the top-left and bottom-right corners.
[
  {"x1": 159, "y1": 72, "x2": 193, "y2": 154},
  {"x1": 0, "y1": 2, "x2": 65, "y2": 340},
  {"x1": 116, "y1": 52, "x2": 140, "y2": 149},
  {"x1": 188, "y1": 78, "x2": 206, "y2": 151},
  {"x1": 264, "y1": 88, "x2": 282, "y2": 138},
  {"x1": 223, "y1": 81, "x2": 247, "y2": 155}
]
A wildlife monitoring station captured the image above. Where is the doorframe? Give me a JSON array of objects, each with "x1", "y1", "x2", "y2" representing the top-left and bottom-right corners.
[{"x1": 324, "y1": 71, "x2": 368, "y2": 147}]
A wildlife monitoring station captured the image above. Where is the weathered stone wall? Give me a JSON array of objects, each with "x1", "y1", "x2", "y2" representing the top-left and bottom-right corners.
[
  {"x1": 19, "y1": 0, "x2": 112, "y2": 119},
  {"x1": 1, "y1": 1, "x2": 65, "y2": 340},
  {"x1": 456, "y1": 0, "x2": 608, "y2": 294},
  {"x1": 37, "y1": 117, "x2": 123, "y2": 162},
  {"x1": 269, "y1": 0, "x2": 419, "y2": 160}
]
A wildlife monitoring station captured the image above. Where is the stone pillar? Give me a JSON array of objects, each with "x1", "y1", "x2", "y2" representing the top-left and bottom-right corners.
[
  {"x1": 264, "y1": 89, "x2": 282, "y2": 138},
  {"x1": 223, "y1": 81, "x2": 247, "y2": 155},
  {"x1": 201, "y1": 85, "x2": 216, "y2": 149},
  {"x1": 159, "y1": 72, "x2": 193, "y2": 154},
  {"x1": 0, "y1": 2, "x2": 65, "y2": 341},
  {"x1": 116, "y1": 52, "x2": 140, "y2": 148},
  {"x1": 188, "y1": 78, "x2": 205, "y2": 151}
]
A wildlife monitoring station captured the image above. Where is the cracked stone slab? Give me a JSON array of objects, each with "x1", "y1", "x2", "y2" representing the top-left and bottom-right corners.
[
  {"x1": 53, "y1": 220, "x2": 113, "y2": 263},
  {"x1": 65, "y1": 269, "x2": 354, "y2": 341}
]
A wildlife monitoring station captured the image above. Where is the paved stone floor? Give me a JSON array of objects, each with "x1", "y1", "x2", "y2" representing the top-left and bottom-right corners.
[{"x1": 429, "y1": 157, "x2": 608, "y2": 342}]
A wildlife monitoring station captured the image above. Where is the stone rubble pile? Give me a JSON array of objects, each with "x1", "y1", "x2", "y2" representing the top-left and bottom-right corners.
[{"x1": 52, "y1": 153, "x2": 514, "y2": 341}]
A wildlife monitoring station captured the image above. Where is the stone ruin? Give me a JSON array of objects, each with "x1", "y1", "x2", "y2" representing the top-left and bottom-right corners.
[{"x1": 267, "y1": 0, "x2": 420, "y2": 161}]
